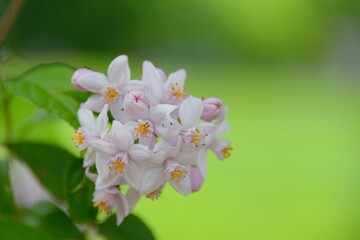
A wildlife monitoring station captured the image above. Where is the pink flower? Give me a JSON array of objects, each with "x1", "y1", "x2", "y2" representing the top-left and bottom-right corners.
[{"x1": 201, "y1": 97, "x2": 223, "y2": 121}]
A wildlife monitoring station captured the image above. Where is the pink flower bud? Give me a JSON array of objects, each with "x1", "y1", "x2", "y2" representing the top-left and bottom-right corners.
[
  {"x1": 200, "y1": 98, "x2": 223, "y2": 121},
  {"x1": 71, "y1": 68, "x2": 93, "y2": 92},
  {"x1": 190, "y1": 166, "x2": 205, "y2": 192},
  {"x1": 123, "y1": 91, "x2": 150, "y2": 120}
]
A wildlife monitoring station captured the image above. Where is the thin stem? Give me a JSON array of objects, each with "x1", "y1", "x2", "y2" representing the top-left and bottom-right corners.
[{"x1": 0, "y1": 0, "x2": 26, "y2": 48}]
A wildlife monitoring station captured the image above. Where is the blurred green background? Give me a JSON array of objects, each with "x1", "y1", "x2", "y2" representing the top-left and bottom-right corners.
[{"x1": 1, "y1": 0, "x2": 360, "y2": 239}]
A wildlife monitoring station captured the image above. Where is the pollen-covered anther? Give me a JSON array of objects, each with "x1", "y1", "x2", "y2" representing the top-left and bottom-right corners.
[
  {"x1": 93, "y1": 201, "x2": 111, "y2": 214},
  {"x1": 73, "y1": 128, "x2": 85, "y2": 147},
  {"x1": 170, "y1": 82, "x2": 187, "y2": 100},
  {"x1": 187, "y1": 128, "x2": 207, "y2": 148},
  {"x1": 108, "y1": 153, "x2": 128, "y2": 175},
  {"x1": 102, "y1": 86, "x2": 119, "y2": 103},
  {"x1": 170, "y1": 168, "x2": 186, "y2": 183},
  {"x1": 108, "y1": 159, "x2": 127, "y2": 175},
  {"x1": 221, "y1": 146, "x2": 233, "y2": 158},
  {"x1": 134, "y1": 120, "x2": 152, "y2": 138},
  {"x1": 146, "y1": 188, "x2": 162, "y2": 201}
]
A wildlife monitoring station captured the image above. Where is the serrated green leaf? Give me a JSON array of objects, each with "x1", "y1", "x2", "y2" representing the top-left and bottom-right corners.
[
  {"x1": 4, "y1": 63, "x2": 81, "y2": 128},
  {"x1": 98, "y1": 214, "x2": 155, "y2": 240},
  {"x1": 0, "y1": 217, "x2": 55, "y2": 240},
  {"x1": 65, "y1": 159, "x2": 97, "y2": 223},
  {"x1": 6, "y1": 142, "x2": 79, "y2": 200},
  {"x1": 22, "y1": 201, "x2": 82, "y2": 240}
]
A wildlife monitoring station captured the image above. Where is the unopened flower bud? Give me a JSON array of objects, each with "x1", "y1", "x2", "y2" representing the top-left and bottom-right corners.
[
  {"x1": 190, "y1": 166, "x2": 205, "y2": 192},
  {"x1": 71, "y1": 68, "x2": 93, "y2": 92},
  {"x1": 201, "y1": 98, "x2": 223, "y2": 121},
  {"x1": 124, "y1": 91, "x2": 150, "y2": 120}
]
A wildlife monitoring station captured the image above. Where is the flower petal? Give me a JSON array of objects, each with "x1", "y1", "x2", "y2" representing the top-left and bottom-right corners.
[
  {"x1": 95, "y1": 174, "x2": 125, "y2": 190},
  {"x1": 107, "y1": 55, "x2": 130, "y2": 87},
  {"x1": 164, "y1": 69, "x2": 186, "y2": 89},
  {"x1": 109, "y1": 121, "x2": 134, "y2": 151},
  {"x1": 149, "y1": 104, "x2": 178, "y2": 124},
  {"x1": 115, "y1": 192, "x2": 129, "y2": 225},
  {"x1": 77, "y1": 71, "x2": 108, "y2": 93},
  {"x1": 128, "y1": 144, "x2": 166, "y2": 167},
  {"x1": 169, "y1": 167, "x2": 192, "y2": 195},
  {"x1": 95, "y1": 153, "x2": 110, "y2": 179},
  {"x1": 216, "y1": 119, "x2": 230, "y2": 137},
  {"x1": 82, "y1": 94, "x2": 106, "y2": 112},
  {"x1": 179, "y1": 96, "x2": 203, "y2": 129},
  {"x1": 176, "y1": 149, "x2": 199, "y2": 166},
  {"x1": 83, "y1": 147, "x2": 96, "y2": 167},
  {"x1": 90, "y1": 140, "x2": 117, "y2": 156},
  {"x1": 110, "y1": 97, "x2": 129, "y2": 124},
  {"x1": 78, "y1": 108, "x2": 96, "y2": 132},
  {"x1": 142, "y1": 61, "x2": 164, "y2": 99},
  {"x1": 125, "y1": 188, "x2": 142, "y2": 212},
  {"x1": 96, "y1": 104, "x2": 109, "y2": 135}
]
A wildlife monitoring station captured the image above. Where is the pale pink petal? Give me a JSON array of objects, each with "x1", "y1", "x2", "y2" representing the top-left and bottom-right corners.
[
  {"x1": 139, "y1": 135, "x2": 156, "y2": 150},
  {"x1": 164, "y1": 69, "x2": 186, "y2": 89},
  {"x1": 125, "y1": 188, "x2": 142, "y2": 212},
  {"x1": 149, "y1": 104, "x2": 178, "y2": 124},
  {"x1": 96, "y1": 104, "x2": 109, "y2": 134},
  {"x1": 95, "y1": 153, "x2": 110, "y2": 179},
  {"x1": 153, "y1": 137, "x2": 182, "y2": 158},
  {"x1": 128, "y1": 144, "x2": 166, "y2": 167},
  {"x1": 77, "y1": 71, "x2": 108, "y2": 93},
  {"x1": 179, "y1": 96, "x2": 203, "y2": 129},
  {"x1": 124, "y1": 161, "x2": 147, "y2": 191},
  {"x1": 122, "y1": 80, "x2": 149, "y2": 94},
  {"x1": 216, "y1": 119, "x2": 230, "y2": 137},
  {"x1": 109, "y1": 121, "x2": 134, "y2": 151},
  {"x1": 82, "y1": 95, "x2": 106, "y2": 112},
  {"x1": 169, "y1": 167, "x2": 192, "y2": 195},
  {"x1": 71, "y1": 68, "x2": 93, "y2": 92},
  {"x1": 78, "y1": 108, "x2": 96, "y2": 132},
  {"x1": 176, "y1": 149, "x2": 199, "y2": 166},
  {"x1": 83, "y1": 147, "x2": 96, "y2": 167},
  {"x1": 107, "y1": 55, "x2": 130, "y2": 87},
  {"x1": 115, "y1": 193, "x2": 129, "y2": 225},
  {"x1": 95, "y1": 175, "x2": 125, "y2": 190},
  {"x1": 142, "y1": 61, "x2": 164, "y2": 99},
  {"x1": 142, "y1": 168, "x2": 167, "y2": 194},
  {"x1": 89, "y1": 140, "x2": 118, "y2": 156},
  {"x1": 110, "y1": 97, "x2": 129, "y2": 124},
  {"x1": 85, "y1": 167, "x2": 98, "y2": 182}
]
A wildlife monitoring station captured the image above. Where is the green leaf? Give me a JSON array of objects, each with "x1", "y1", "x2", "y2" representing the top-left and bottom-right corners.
[
  {"x1": 0, "y1": 159, "x2": 14, "y2": 215},
  {"x1": 6, "y1": 142, "x2": 79, "y2": 200},
  {"x1": 64, "y1": 159, "x2": 97, "y2": 223},
  {"x1": 4, "y1": 63, "x2": 81, "y2": 128},
  {"x1": 98, "y1": 214, "x2": 156, "y2": 240},
  {"x1": 22, "y1": 201, "x2": 82, "y2": 240},
  {"x1": 0, "y1": 217, "x2": 55, "y2": 240}
]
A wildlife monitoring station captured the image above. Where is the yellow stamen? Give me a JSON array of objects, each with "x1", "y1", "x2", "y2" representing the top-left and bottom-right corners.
[
  {"x1": 146, "y1": 188, "x2": 162, "y2": 200},
  {"x1": 103, "y1": 86, "x2": 119, "y2": 103},
  {"x1": 109, "y1": 159, "x2": 126, "y2": 174},
  {"x1": 73, "y1": 129, "x2": 85, "y2": 147},
  {"x1": 221, "y1": 146, "x2": 233, "y2": 158},
  {"x1": 93, "y1": 201, "x2": 111, "y2": 214},
  {"x1": 190, "y1": 128, "x2": 203, "y2": 147},
  {"x1": 170, "y1": 82, "x2": 186, "y2": 99},
  {"x1": 134, "y1": 122, "x2": 151, "y2": 137},
  {"x1": 170, "y1": 169, "x2": 185, "y2": 183}
]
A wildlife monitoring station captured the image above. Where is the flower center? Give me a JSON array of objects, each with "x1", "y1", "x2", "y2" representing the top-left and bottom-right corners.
[
  {"x1": 93, "y1": 201, "x2": 111, "y2": 214},
  {"x1": 103, "y1": 86, "x2": 119, "y2": 103},
  {"x1": 221, "y1": 146, "x2": 233, "y2": 158},
  {"x1": 73, "y1": 128, "x2": 85, "y2": 148},
  {"x1": 134, "y1": 120, "x2": 152, "y2": 138},
  {"x1": 146, "y1": 188, "x2": 162, "y2": 200},
  {"x1": 170, "y1": 168, "x2": 185, "y2": 183},
  {"x1": 184, "y1": 128, "x2": 208, "y2": 149},
  {"x1": 170, "y1": 82, "x2": 186, "y2": 100},
  {"x1": 108, "y1": 153, "x2": 128, "y2": 175}
]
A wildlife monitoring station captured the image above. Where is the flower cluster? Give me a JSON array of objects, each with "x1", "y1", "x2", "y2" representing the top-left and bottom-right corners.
[{"x1": 71, "y1": 55, "x2": 232, "y2": 225}]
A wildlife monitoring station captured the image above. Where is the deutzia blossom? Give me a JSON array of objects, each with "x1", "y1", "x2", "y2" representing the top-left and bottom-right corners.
[
  {"x1": 71, "y1": 55, "x2": 232, "y2": 225},
  {"x1": 73, "y1": 104, "x2": 108, "y2": 167}
]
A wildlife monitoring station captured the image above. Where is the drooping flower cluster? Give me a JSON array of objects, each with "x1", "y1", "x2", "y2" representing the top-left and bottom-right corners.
[{"x1": 71, "y1": 55, "x2": 232, "y2": 225}]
